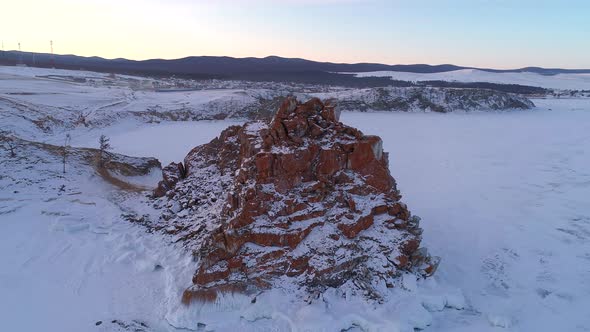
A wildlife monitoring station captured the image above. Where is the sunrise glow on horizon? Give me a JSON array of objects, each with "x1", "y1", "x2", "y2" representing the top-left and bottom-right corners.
[{"x1": 2, "y1": 0, "x2": 589, "y2": 69}]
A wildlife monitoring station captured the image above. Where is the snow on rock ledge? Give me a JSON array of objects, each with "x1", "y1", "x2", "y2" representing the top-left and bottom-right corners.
[{"x1": 151, "y1": 97, "x2": 440, "y2": 305}]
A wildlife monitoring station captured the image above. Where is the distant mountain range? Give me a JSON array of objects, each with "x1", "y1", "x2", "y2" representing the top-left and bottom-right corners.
[{"x1": 1, "y1": 51, "x2": 588, "y2": 88}]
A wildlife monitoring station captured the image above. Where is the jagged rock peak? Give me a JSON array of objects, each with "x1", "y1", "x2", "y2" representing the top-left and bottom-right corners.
[{"x1": 152, "y1": 97, "x2": 439, "y2": 304}]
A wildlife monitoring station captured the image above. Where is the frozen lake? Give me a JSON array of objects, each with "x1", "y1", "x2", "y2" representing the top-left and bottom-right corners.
[
  {"x1": 352, "y1": 105, "x2": 590, "y2": 331},
  {"x1": 64, "y1": 119, "x2": 245, "y2": 166},
  {"x1": 104, "y1": 120, "x2": 244, "y2": 166},
  {"x1": 3, "y1": 64, "x2": 589, "y2": 331}
]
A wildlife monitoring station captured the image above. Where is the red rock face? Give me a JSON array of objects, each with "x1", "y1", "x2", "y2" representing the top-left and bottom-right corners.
[
  {"x1": 154, "y1": 162, "x2": 185, "y2": 198},
  {"x1": 153, "y1": 97, "x2": 439, "y2": 304}
]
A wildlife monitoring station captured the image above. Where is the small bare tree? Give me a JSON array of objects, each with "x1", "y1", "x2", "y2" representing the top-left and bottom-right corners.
[
  {"x1": 61, "y1": 134, "x2": 71, "y2": 173},
  {"x1": 98, "y1": 134, "x2": 112, "y2": 168},
  {"x1": 1, "y1": 134, "x2": 17, "y2": 158}
]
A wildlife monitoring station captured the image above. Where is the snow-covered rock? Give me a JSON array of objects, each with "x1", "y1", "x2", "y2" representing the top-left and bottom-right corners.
[
  {"x1": 152, "y1": 97, "x2": 440, "y2": 306},
  {"x1": 312, "y1": 86, "x2": 534, "y2": 113}
]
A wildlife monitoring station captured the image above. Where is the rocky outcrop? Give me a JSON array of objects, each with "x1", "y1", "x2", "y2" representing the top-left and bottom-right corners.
[
  {"x1": 152, "y1": 97, "x2": 439, "y2": 304},
  {"x1": 154, "y1": 162, "x2": 185, "y2": 198},
  {"x1": 313, "y1": 86, "x2": 535, "y2": 113}
]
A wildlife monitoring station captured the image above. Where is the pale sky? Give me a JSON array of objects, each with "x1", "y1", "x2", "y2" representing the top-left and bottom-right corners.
[{"x1": 2, "y1": 0, "x2": 589, "y2": 69}]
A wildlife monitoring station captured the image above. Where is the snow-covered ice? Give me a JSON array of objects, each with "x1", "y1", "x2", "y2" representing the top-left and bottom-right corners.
[
  {"x1": 73, "y1": 120, "x2": 244, "y2": 166},
  {"x1": 1, "y1": 65, "x2": 590, "y2": 331},
  {"x1": 351, "y1": 69, "x2": 590, "y2": 90},
  {"x1": 341, "y1": 102, "x2": 590, "y2": 331}
]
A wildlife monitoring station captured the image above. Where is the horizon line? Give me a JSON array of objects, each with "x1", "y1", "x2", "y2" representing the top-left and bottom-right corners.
[{"x1": 2, "y1": 50, "x2": 590, "y2": 71}]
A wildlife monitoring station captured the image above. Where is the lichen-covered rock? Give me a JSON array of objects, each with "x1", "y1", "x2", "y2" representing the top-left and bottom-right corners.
[{"x1": 152, "y1": 97, "x2": 439, "y2": 304}]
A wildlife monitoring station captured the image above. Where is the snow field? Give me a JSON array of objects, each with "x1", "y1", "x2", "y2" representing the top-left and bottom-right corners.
[{"x1": 2, "y1": 65, "x2": 590, "y2": 331}]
